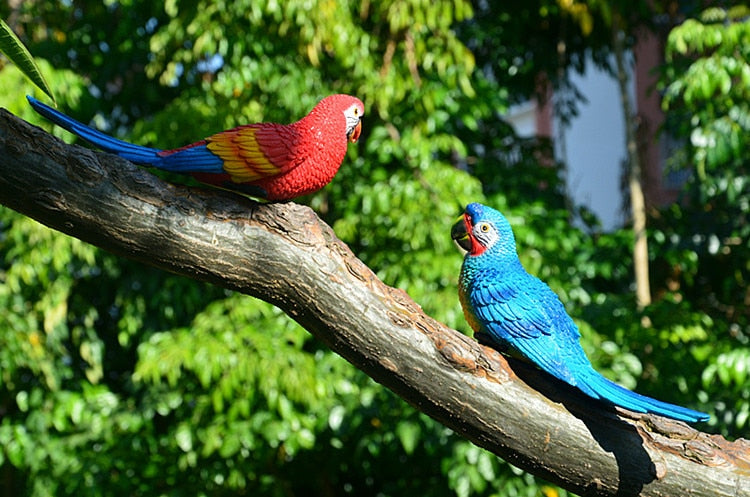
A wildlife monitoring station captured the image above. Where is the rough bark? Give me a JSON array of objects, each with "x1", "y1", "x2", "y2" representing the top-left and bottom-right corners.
[{"x1": 1, "y1": 108, "x2": 748, "y2": 497}]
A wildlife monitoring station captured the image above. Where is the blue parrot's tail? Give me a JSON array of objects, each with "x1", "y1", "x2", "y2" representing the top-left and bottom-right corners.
[
  {"x1": 583, "y1": 369, "x2": 709, "y2": 423},
  {"x1": 27, "y1": 96, "x2": 163, "y2": 164}
]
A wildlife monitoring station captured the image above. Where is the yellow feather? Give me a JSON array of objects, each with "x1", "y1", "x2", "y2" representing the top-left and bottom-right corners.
[{"x1": 206, "y1": 126, "x2": 283, "y2": 183}]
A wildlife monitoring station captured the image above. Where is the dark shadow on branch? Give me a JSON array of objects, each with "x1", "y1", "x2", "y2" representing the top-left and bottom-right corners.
[
  {"x1": 475, "y1": 328, "x2": 657, "y2": 496},
  {"x1": 503, "y1": 357, "x2": 657, "y2": 496}
]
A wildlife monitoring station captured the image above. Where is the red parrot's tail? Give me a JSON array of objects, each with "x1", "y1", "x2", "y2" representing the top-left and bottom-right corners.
[{"x1": 27, "y1": 96, "x2": 162, "y2": 164}]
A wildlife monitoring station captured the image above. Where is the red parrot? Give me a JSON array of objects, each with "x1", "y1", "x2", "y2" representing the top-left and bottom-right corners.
[{"x1": 27, "y1": 95, "x2": 364, "y2": 201}]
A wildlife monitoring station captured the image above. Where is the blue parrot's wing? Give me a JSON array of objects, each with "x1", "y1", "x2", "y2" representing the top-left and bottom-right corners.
[
  {"x1": 472, "y1": 279, "x2": 551, "y2": 339},
  {"x1": 469, "y1": 270, "x2": 585, "y2": 386}
]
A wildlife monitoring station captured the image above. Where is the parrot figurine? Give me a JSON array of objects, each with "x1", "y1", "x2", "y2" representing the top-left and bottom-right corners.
[
  {"x1": 451, "y1": 202, "x2": 709, "y2": 423},
  {"x1": 27, "y1": 94, "x2": 364, "y2": 202}
]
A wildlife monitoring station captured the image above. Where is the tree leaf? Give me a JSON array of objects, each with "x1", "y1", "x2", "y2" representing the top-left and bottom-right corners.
[{"x1": 0, "y1": 18, "x2": 55, "y2": 104}]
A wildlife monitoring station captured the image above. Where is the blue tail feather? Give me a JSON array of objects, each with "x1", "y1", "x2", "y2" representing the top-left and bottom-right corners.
[
  {"x1": 156, "y1": 144, "x2": 226, "y2": 172},
  {"x1": 584, "y1": 370, "x2": 709, "y2": 423},
  {"x1": 27, "y1": 96, "x2": 163, "y2": 164},
  {"x1": 28, "y1": 96, "x2": 226, "y2": 174}
]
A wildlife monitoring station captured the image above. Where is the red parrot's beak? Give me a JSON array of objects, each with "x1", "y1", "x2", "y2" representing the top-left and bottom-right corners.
[{"x1": 348, "y1": 119, "x2": 362, "y2": 143}]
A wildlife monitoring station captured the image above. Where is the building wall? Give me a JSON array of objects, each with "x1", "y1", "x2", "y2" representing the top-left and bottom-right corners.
[
  {"x1": 505, "y1": 35, "x2": 670, "y2": 231},
  {"x1": 504, "y1": 66, "x2": 631, "y2": 231},
  {"x1": 557, "y1": 63, "x2": 631, "y2": 230}
]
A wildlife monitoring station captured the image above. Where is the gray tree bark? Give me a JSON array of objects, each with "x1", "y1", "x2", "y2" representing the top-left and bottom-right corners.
[{"x1": 1, "y1": 108, "x2": 748, "y2": 497}]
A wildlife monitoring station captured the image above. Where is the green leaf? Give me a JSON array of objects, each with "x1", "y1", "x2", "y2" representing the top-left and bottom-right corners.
[
  {"x1": 396, "y1": 421, "x2": 421, "y2": 455},
  {"x1": 0, "y1": 18, "x2": 55, "y2": 103}
]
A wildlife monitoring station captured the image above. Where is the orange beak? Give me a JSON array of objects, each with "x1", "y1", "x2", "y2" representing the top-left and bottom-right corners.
[{"x1": 348, "y1": 119, "x2": 362, "y2": 143}]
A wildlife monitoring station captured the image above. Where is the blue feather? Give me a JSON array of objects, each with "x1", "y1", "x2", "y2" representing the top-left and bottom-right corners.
[
  {"x1": 456, "y1": 202, "x2": 710, "y2": 423},
  {"x1": 155, "y1": 144, "x2": 225, "y2": 173},
  {"x1": 582, "y1": 372, "x2": 708, "y2": 422},
  {"x1": 27, "y1": 96, "x2": 225, "y2": 174}
]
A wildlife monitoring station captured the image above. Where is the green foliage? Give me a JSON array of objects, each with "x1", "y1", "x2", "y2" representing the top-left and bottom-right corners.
[
  {"x1": 0, "y1": 1, "x2": 747, "y2": 496},
  {"x1": 662, "y1": 6, "x2": 750, "y2": 181},
  {"x1": 656, "y1": 6, "x2": 750, "y2": 436}
]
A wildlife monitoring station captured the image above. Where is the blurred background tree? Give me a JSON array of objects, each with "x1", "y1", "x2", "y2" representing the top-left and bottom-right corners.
[{"x1": 0, "y1": 0, "x2": 747, "y2": 496}]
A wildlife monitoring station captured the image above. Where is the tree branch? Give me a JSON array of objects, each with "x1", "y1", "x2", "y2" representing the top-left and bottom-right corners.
[{"x1": 1, "y1": 108, "x2": 748, "y2": 496}]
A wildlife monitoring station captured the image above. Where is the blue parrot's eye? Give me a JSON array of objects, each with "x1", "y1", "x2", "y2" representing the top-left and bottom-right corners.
[{"x1": 479, "y1": 223, "x2": 490, "y2": 233}]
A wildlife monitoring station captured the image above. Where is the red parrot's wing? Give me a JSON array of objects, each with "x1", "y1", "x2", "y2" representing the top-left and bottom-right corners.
[{"x1": 206, "y1": 124, "x2": 299, "y2": 184}]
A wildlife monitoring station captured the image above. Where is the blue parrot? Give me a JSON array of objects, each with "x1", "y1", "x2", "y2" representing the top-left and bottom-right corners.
[{"x1": 451, "y1": 202, "x2": 709, "y2": 423}]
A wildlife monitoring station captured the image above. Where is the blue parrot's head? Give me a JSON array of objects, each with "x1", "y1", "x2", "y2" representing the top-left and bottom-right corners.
[{"x1": 451, "y1": 202, "x2": 517, "y2": 257}]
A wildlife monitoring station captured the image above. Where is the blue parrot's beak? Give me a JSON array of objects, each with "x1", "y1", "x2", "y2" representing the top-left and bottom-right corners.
[{"x1": 451, "y1": 216, "x2": 471, "y2": 252}]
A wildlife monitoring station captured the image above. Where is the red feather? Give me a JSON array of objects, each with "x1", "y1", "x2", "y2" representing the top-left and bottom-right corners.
[
  {"x1": 206, "y1": 94, "x2": 364, "y2": 201},
  {"x1": 28, "y1": 93, "x2": 363, "y2": 202}
]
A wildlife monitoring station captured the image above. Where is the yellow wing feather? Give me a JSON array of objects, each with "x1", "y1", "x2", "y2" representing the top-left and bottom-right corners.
[{"x1": 206, "y1": 125, "x2": 290, "y2": 183}]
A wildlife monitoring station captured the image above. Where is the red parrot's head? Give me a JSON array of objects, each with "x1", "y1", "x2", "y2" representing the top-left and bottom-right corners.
[
  {"x1": 341, "y1": 98, "x2": 364, "y2": 143},
  {"x1": 310, "y1": 94, "x2": 364, "y2": 143}
]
